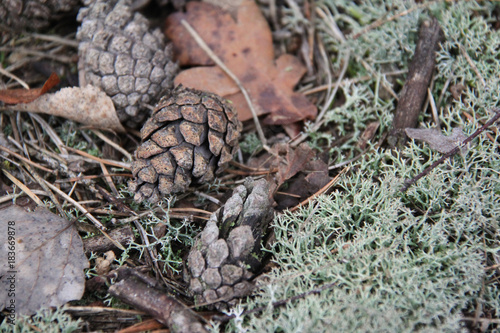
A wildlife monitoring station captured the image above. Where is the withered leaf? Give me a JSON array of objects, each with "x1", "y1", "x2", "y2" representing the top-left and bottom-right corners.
[
  {"x1": 165, "y1": 0, "x2": 317, "y2": 125},
  {"x1": 0, "y1": 73, "x2": 60, "y2": 104},
  {"x1": 276, "y1": 142, "x2": 315, "y2": 188},
  {"x1": 8, "y1": 85, "x2": 125, "y2": 133},
  {"x1": 0, "y1": 205, "x2": 89, "y2": 316},
  {"x1": 405, "y1": 127, "x2": 468, "y2": 154}
]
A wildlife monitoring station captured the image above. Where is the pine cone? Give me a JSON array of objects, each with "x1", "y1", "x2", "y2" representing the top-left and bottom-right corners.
[
  {"x1": 0, "y1": 0, "x2": 80, "y2": 31},
  {"x1": 186, "y1": 179, "x2": 273, "y2": 307},
  {"x1": 76, "y1": 0, "x2": 177, "y2": 128},
  {"x1": 129, "y1": 86, "x2": 242, "y2": 203}
]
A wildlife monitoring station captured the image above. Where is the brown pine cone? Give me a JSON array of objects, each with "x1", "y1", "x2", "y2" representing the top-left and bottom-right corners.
[
  {"x1": 76, "y1": 0, "x2": 178, "y2": 128},
  {"x1": 129, "y1": 86, "x2": 242, "y2": 203},
  {"x1": 0, "y1": 0, "x2": 80, "y2": 31},
  {"x1": 185, "y1": 178, "x2": 273, "y2": 307}
]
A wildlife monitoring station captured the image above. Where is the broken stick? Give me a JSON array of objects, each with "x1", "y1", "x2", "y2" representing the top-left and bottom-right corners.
[
  {"x1": 109, "y1": 275, "x2": 208, "y2": 333},
  {"x1": 388, "y1": 17, "x2": 444, "y2": 148}
]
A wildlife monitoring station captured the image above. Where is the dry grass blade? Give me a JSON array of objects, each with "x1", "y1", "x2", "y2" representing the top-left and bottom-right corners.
[
  {"x1": 92, "y1": 129, "x2": 133, "y2": 161},
  {"x1": 64, "y1": 146, "x2": 131, "y2": 170},
  {"x1": 0, "y1": 66, "x2": 29, "y2": 89},
  {"x1": 29, "y1": 113, "x2": 68, "y2": 155},
  {"x1": 42, "y1": 179, "x2": 107, "y2": 231},
  {"x1": 0, "y1": 145, "x2": 55, "y2": 174},
  {"x1": 2, "y1": 169, "x2": 44, "y2": 206}
]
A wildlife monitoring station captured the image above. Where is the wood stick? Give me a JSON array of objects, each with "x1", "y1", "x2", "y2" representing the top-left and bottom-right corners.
[
  {"x1": 109, "y1": 276, "x2": 209, "y2": 333},
  {"x1": 388, "y1": 18, "x2": 444, "y2": 148}
]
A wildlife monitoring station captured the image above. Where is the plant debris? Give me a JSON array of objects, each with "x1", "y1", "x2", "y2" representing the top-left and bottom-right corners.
[
  {"x1": 0, "y1": 205, "x2": 89, "y2": 316},
  {"x1": 405, "y1": 127, "x2": 468, "y2": 154},
  {"x1": 165, "y1": 0, "x2": 317, "y2": 126},
  {"x1": 0, "y1": 73, "x2": 60, "y2": 104},
  {"x1": 7, "y1": 85, "x2": 126, "y2": 133}
]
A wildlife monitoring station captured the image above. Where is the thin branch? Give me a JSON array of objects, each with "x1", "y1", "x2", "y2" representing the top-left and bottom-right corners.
[
  {"x1": 402, "y1": 108, "x2": 500, "y2": 191},
  {"x1": 215, "y1": 281, "x2": 337, "y2": 322},
  {"x1": 350, "y1": 1, "x2": 436, "y2": 39},
  {"x1": 2, "y1": 169, "x2": 44, "y2": 206},
  {"x1": 43, "y1": 179, "x2": 107, "y2": 231},
  {"x1": 0, "y1": 66, "x2": 29, "y2": 89},
  {"x1": 459, "y1": 44, "x2": 486, "y2": 88}
]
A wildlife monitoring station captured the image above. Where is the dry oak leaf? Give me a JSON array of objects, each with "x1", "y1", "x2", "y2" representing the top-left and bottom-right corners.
[
  {"x1": 7, "y1": 85, "x2": 125, "y2": 133},
  {"x1": 165, "y1": 0, "x2": 317, "y2": 125},
  {"x1": 0, "y1": 205, "x2": 89, "y2": 316}
]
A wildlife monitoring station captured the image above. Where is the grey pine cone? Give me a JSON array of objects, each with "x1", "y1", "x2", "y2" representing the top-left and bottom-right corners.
[
  {"x1": 129, "y1": 86, "x2": 242, "y2": 203},
  {"x1": 76, "y1": 0, "x2": 177, "y2": 128},
  {"x1": 0, "y1": 0, "x2": 80, "y2": 31},
  {"x1": 185, "y1": 179, "x2": 273, "y2": 307}
]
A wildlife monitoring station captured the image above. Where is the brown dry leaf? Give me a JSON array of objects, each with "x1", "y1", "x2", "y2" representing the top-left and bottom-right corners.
[
  {"x1": 0, "y1": 205, "x2": 89, "y2": 315},
  {"x1": 8, "y1": 85, "x2": 126, "y2": 133},
  {"x1": 276, "y1": 142, "x2": 315, "y2": 188},
  {"x1": 0, "y1": 73, "x2": 60, "y2": 104},
  {"x1": 405, "y1": 127, "x2": 468, "y2": 153},
  {"x1": 274, "y1": 144, "x2": 330, "y2": 210},
  {"x1": 165, "y1": 0, "x2": 317, "y2": 125}
]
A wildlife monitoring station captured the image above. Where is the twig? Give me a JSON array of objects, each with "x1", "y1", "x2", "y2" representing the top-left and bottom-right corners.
[
  {"x1": 2, "y1": 169, "x2": 44, "y2": 206},
  {"x1": 289, "y1": 167, "x2": 348, "y2": 212},
  {"x1": 64, "y1": 146, "x2": 131, "y2": 170},
  {"x1": 0, "y1": 189, "x2": 49, "y2": 204},
  {"x1": 350, "y1": 1, "x2": 436, "y2": 39},
  {"x1": 0, "y1": 145, "x2": 55, "y2": 174},
  {"x1": 459, "y1": 44, "x2": 486, "y2": 88},
  {"x1": 0, "y1": 47, "x2": 75, "y2": 63},
  {"x1": 402, "y1": 108, "x2": 500, "y2": 192},
  {"x1": 30, "y1": 33, "x2": 79, "y2": 48},
  {"x1": 109, "y1": 274, "x2": 209, "y2": 332},
  {"x1": 92, "y1": 129, "x2": 133, "y2": 161},
  {"x1": 22, "y1": 162, "x2": 65, "y2": 216},
  {"x1": 29, "y1": 113, "x2": 68, "y2": 155},
  {"x1": 100, "y1": 162, "x2": 119, "y2": 196},
  {"x1": 388, "y1": 18, "x2": 444, "y2": 148},
  {"x1": 180, "y1": 19, "x2": 267, "y2": 147},
  {"x1": 0, "y1": 66, "x2": 29, "y2": 89},
  {"x1": 216, "y1": 281, "x2": 337, "y2": 322},
  {"x1": 42, "y1": 179, "x2": 107, "y2": 231},
  {"x1": 427, "y1": 87, "x2": 440, "y2": 128},
  {"x1": 291, "y1": 7, "x2": 350, "y2": 147}
]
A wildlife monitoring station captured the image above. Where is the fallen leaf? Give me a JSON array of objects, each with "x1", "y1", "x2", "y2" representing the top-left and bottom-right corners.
[
  {"x1": 165, "y1": 0, "x2": 317, "y2": 125},
  {"x1": 0, "y1": 73, "x2": 60, "y2": 104},
  {"x1": 405, "y1": 127, "x2": 468, "y2": 153},
  {"x1": 276, "y1": 142, "x2": 315, "y2": 188},
  {"x1": 246, "y1": 142, "x2": 330, "y2": 210},
  {"x1": 7, "y1": 85, "x2": 126, "y2": 133},
  {"x1": 0, "y1": 205, "x2": 89, "y2": 316},
  {"x1": 274, "y1": 144, "x2": 330, "y2": 210}
]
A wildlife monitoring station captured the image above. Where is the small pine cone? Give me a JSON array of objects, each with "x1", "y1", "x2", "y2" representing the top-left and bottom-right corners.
[
  {"x1": 129, "y1": 86, "x2": 242, "y2": 203},
  {"x1": 76, "y1": 0, "x2": 178, "y2": 128},
  {"x1": 185, "y1": 179, "x2": 273, "y2": 308},
  {"x1": 0, "y1": 0, "x2": 80, "y2": 31}
]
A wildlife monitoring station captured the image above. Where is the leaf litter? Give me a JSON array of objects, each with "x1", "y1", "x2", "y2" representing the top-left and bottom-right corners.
[
  {"x1": 0, "y1": 205, "x2": 89, "y2": 316},
  {"x1": 165, "y1": 0, "x2": 317, "y2": 126}
]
